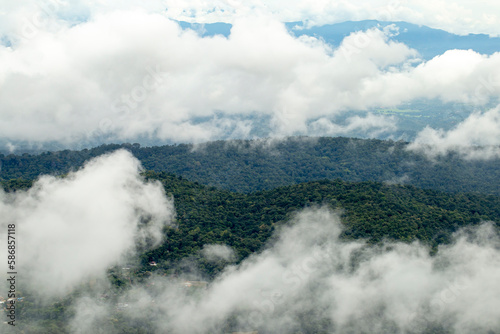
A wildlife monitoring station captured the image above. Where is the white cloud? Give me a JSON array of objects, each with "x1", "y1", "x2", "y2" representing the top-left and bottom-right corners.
[
  {"x1": 309, "y1": 113, "x2": 397, "y2": 137},
  {"x1": 0, "y1": 3, "x2": 499, "y2": 146},
  {"x1": 0, "y1": 150, "x2": 175, "y2": 297},
  {"x1": 162, "y1": 0, "x2": 500, "y2": 37},
  {"x1": 408, "y1": 105, "x2": 500, "y2": 160},
  {"x1": 0, "y1": 11, "x2": 413, "y2": 143},
  {"x1": 201, "y1": 244, "x2": 236, "y2": 262},
  {"x1": 69, "y1": 207, "x2": 500, "y2": 333},
  {"x1": 5, "y1": 1, "x2": 499, "y2": 37},
  {"x1": 365, "y1": 50, "x2": 500, "y2": 106}
]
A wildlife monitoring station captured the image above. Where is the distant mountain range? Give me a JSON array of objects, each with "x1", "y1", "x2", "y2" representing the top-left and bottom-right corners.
[{"x1": 179, "y1": 20, "x2": 500, "y2": 60}]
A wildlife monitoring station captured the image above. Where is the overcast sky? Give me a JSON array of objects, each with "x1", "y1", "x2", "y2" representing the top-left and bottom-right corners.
[{"x1": 0, "y1": 1, "x2": 499, "y2": 156}]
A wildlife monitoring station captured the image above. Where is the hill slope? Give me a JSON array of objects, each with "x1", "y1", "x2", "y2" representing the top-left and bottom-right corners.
[
  {"x1": 2, "y1": 137, "x2": 500, "y2": 195},
  {"x1": 144, "y1": 172, "x2": 500, "y2": 267},
  {"x1": 3, "y1": 171, "x2": 500, "y2": 333},
  {"x1": 6, "y1": 171, "x2": 498, "y2": 271}
]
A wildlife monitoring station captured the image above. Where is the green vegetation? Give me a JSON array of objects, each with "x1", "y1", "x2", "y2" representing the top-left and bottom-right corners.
[
  {"x1": 3, "y1": 171, "x2": 498, "y2": 280},
  {"x1": 2, "y1": 141, "x2": 500, "y2": 333},
  {"x1": 1, "y1": 137, "x2": 500, "y2": 196},
  {"x1": 144, "y1": 172, "x2": 500, "y2": 271}
]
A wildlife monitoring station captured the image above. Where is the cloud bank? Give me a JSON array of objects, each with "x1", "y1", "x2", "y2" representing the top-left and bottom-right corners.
[
  {"x1": 3, "y1": 0, "x2": 500, "y2": 37},
  {"x1": 1, "y1": 7, "x2": 500, "y2": 145},
  {"x1": 1, "y1": 2, "x2": 500, "y2": 159},
  {"x1": 0, "y1": 150, "x2": 175, "y2": 297},
  {"x1": 409, "y1": 106, "x2": 500, "y2": 159},
  {"x1": 69, "y1": 207, "x2": 500, "y2": 333}
]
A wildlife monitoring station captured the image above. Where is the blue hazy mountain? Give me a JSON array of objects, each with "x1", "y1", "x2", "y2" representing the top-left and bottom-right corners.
[
  {"x1": 177, "y1": 21, "x2": 232, "y2": 37},
  {"x1": 287, "y1": 20, "x2": 500, "y2": 60},
  {"x1": 178, "y1": 20, "x2": 500, "y2": 60}
]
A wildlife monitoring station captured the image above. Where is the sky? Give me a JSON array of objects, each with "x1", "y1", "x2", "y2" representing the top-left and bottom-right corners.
[{"x1": 0, "y1": 0, "x2": 499, "y2": 158}]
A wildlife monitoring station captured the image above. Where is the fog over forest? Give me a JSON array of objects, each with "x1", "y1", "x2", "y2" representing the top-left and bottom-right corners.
[
  {"x1": 0, "y1": 152, "x2": 498, "y2": 333},
  {"x1": 1, "y1": 1, "x2": 500, "y2": 333},
  {"x1": 0, "y1": 1, "x2": 500, "y2": 157}
]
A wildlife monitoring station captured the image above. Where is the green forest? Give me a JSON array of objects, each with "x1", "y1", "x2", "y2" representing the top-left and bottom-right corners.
[
  {"x1": 2, "y1": 137, "x2": 500, "y2": 195},
  {"x1": 2, "y1": 162, "x2": 500, "y2": 333}
]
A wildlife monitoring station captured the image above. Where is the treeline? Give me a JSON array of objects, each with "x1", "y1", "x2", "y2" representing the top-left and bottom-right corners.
[{"x1": 1, "y1": 137, "x2": 500, "y2": 195}]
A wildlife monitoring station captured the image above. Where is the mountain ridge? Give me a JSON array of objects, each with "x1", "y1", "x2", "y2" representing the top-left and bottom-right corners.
[
  {"x1": 178, "y1": 19, "x2": 500, "y2": 60},
  {"x1": 2, "y1": 136, "x2": 500, "y2": 195}
]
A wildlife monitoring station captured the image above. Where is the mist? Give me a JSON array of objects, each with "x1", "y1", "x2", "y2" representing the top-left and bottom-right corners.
[
  {"x1": 409, "y1": 105, "x2": 500, "y2": 160},
  {"x1": 1, "y1": 2, "x2": 500, "y2": 333},
  {"x1": 201, "y1": 244, "x2": 236, "y2": 263},
  {"x1": 1, "y1": 5, "x2": 499, "y2": 148},
  {"x1": 68, "y1": 207, "x2": 500, "y2": 333},
  {"x1": 0, "y1": 150, "x2": 175, "y2": 298}
]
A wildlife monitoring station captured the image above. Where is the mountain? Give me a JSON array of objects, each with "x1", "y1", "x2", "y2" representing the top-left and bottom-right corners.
[
  {"x1": 4, "y1": 169, "x2": 500, "y2": 333},
  {"x1": 3, "y1": 137, "x2": 500, "y2": 333},
  {"x1": 2, "y1": 137, "x2": 500, "y2": 195},
  {"x1": 142, "y1": 171, "x2": 500, "y2": 265},
  {"x1": 178, "y1": 20, "x2": 500, "y2": 60},
  {"x1": 286, "y1": 20, "x2": 500, "y2": 60}
]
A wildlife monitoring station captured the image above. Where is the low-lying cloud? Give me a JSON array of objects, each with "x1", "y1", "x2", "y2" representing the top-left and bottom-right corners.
[
  {"x1": 1, "y1": 6, "x2": 500, "y2": 147},
  {"x1": 162, "y1": 0, "x2": 500, "y2": 37},
  {"x1": 409, "y1": 105, "x2": 500, "y2": 160},
  {"x1": 0, "y1": 150, "x2": 175, "y2": 297},
  {"x1": 69, "y1": 207, "x2": 500, "y2": 333},
  {"x1": 201, "y1": 244, "x2": 236, "y2": 263}
]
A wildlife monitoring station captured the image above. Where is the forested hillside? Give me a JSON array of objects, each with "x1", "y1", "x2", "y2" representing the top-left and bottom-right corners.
[
  {"x1": 4, "y1": 171, "x2": 499, "y2": 276},
  {"x1": 149, "y1": 172, "x2": 500, "y2": 263},
  {"x1": 1, "y1": 137, "x2": 500, "y2": 195},
  {"x1": 2, "y1": 171, "x2": 500, "y2": 333},
  {"x1": 2, "y1": 139, "x2": 500, "y2": 334},
  {"x1": 3, "y1": 1, "x2": 500, "y2": 332}
]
